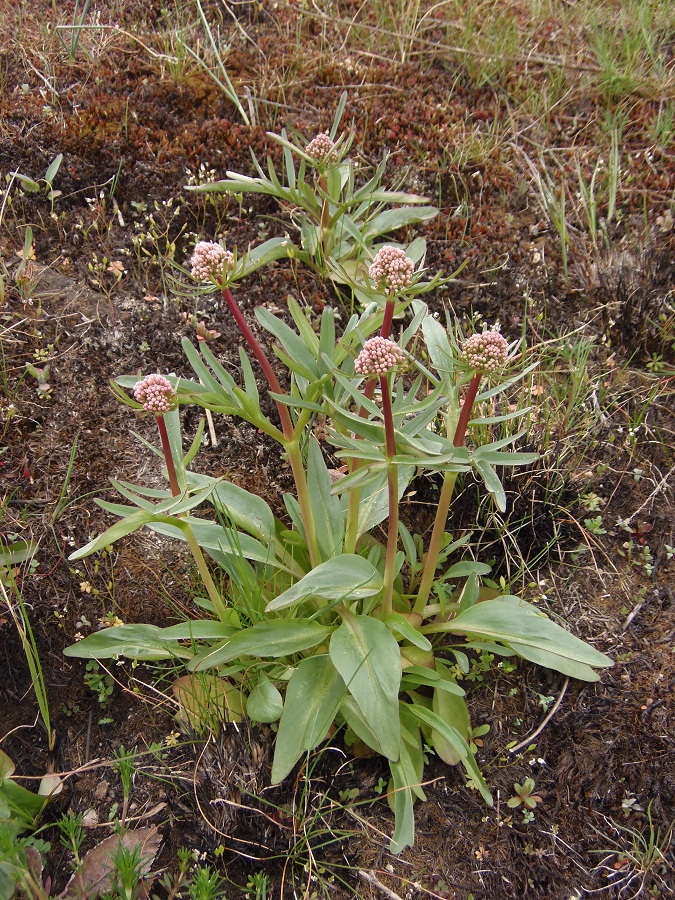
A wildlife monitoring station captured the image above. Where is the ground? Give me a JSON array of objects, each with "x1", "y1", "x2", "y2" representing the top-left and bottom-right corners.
[{"x1": 1, "y1": 1, "x2": 674, "y2": 898}]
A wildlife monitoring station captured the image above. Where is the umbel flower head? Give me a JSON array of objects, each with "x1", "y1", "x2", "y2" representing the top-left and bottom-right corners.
[
  {"x1": 190, "y1": 241, "x2": 234, "y2": 284},
  {"x1": 462, "y1": 329, "x2": 509, "y2": 374},
  {"x1": 355, "y1": 337, "x2": 404, "y2": 377},
  {"x1": 133, "y1": 373, "x2": 177, "y2": 414},
  {"x1": 368, "y1": 246, "x2": 415, "y2": 295},
  {"x1": 305, "y1": 132, "x2": 335, "y2": 164}
]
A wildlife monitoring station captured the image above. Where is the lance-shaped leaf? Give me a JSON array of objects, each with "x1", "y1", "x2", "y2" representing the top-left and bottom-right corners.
[
  {"x1": 271, "y1": 655, "x2": 345, "y2": 783},
  {"x1": 330, "y1": 615, "x2": 401, "y2": 761},
  {"x1": 266, "y1": 555, "x2": 381, "y2": 611},
  {"x1": 189, "y1": 619, "x2": 334, "y2": 671},
  {"x1": 69, "y1": 509, "x2": 155, "y2": 560},
  {"x1": 307, "y1": 437, "x2": 345, "y2": 560},
  {"x1": 388, "y1": 755, "x2": 416, "y2": 855},
  {"x1": 63, "y1": 623, "x2": 218, "y2": 661},
  {"x1": 408, "y1": 704, "x2": 492, "y2": 805},
  {"x1": 436, "y1": 597, "x2": 613, "y2": 680}
]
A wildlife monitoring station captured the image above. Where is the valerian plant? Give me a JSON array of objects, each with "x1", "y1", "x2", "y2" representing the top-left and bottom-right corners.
[
  {"x1": 185, "y1": 92, "x2": 448, "y2": 306},
  {"x1": 65, "y1": 237, "x2": 612, "y2": 854}
]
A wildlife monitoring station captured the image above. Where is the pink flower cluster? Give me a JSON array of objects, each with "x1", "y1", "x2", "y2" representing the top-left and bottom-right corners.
[
  {"x1": 133, "y1": 373, "x2": 176, "y2": 414},
  {"x1": 190, "y1": 241, "x2": 234, "y2": 283},
  {"x1": 305, "y1": 132, "x2": 335, "y2": 163},
  {"x1": 368, "y1": 246, "x2": 415, "y2": 295},
  {"x1": 462, "y1": 330, "x2": 509, "y2": 373},
  {"x1": 354, "y1": 337, "x2": 404, "y2": 377}
]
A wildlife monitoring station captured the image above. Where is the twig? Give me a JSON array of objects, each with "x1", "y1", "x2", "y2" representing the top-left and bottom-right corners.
[
  {"x1": 508, "y1": 677, "x2": 569, "y2": 754},
  {"x1": 358, "y1": 870, "x2": 405, "y2": 900},
  {"x1": 624, "y1": 464, "x2": 675, "y2": 525}
]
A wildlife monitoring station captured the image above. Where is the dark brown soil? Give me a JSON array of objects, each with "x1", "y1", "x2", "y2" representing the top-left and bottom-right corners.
[{"x1": 1, "y1": 2, "x2": 674, "y2": 898}]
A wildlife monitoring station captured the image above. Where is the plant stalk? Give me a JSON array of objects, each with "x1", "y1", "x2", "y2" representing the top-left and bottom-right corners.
[
  {"x1": 414, "y1": 372, "x2": 482, "y2": 613},
  {"x1": 156, "y1": 415, "x2": 180, "y2": 497},
  {"x1": 222, "y1": 285, "x2": 321, "y2": 565},
  {"x1": 183, "y1": 525, "x2": 229, "y2": 623},
  {"x1": 381, "y1": 374, "x2": 398, "y2": 618},
  {"x1": 286, "y1": 441, "x2": 321, "y2": 569},
  {"x1": 347, "y1": 297, "x2": 398, "y2": 552},
  {"x1": 222, "y1": 286, "x2": 294, "y2": 440}
]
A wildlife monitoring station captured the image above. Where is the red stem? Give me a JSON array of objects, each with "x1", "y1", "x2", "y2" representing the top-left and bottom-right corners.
[
  {"x1": 157, "y1": 415, "x2": 180, "y2": 497},
  {"x1": 362, "y1": 298, "x2": 395, "y2": 406},
  {"x1": 222, "y1": 286, "x2": 293, "y2": 440},
  {"x1": 453, "y1": 372, "x2": 481, "y2": 448},
  {"x1": 380, "y1": 374, "x2": 396, "y2": 460}
]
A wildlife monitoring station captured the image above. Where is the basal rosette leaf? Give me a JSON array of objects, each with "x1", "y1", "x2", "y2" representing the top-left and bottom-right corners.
[{"x1": 329, "y1": 615, "x2": 402, "y2": 761}]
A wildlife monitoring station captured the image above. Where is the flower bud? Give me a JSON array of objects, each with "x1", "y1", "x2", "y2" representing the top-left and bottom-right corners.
[
  {"x1": 462, "y1": 330, "x2": 509, "y2": 374},
  {"x1": 190, "y1": 241, "x2": 234, "y2": 284},
  {"x1": 354, "y1": 337, "x2": 404, "y2": 377},
  {"x1": 305, "y1": 132, "x2": 335, "y2": 163},
  {"x1": 368, "y1": 246, "x2": 415, "y2": 295},
  {"x1": 133, "y1": 373, "x2": 177, "y2": 414}
]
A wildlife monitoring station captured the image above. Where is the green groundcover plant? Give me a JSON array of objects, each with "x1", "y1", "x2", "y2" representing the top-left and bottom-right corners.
[{"x1": 65, "y1": 219, "x2": 611, "y2": 855}]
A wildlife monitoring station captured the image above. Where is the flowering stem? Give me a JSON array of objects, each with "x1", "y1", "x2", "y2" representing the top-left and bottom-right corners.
[
  {"x1": 413, "y1": 471, "x2": 457, "y2": 615},
  {"x1": 452, "y1": 372, "x2": 482, "y2": 449},
  {"x1": 286, "y1": 440, "x2": 321, "y2": 569},
  {"x1": 414, "y1": 372, "x2": 482, "y2": 613},
  {"x1": 183, "y1": 525, "x2": 229, "y2": 623},
  {"x1": 381, "y1": 375, "x2": 397, "y2": 618},
  {"x1": 156, "y1": 415, "x2": 180, "y2": 497},
  {"x1": 222, "y1": 287, "x2": 320, "y2": 566},
  {"x1": 362, "y1": 298, "x2": 395, "y2": 404},
  {"x1": 222, "y1": 287, "x2": 294, "y2": 440},
  {"x1": 319, "y1": 173, "x2": 330, "y2": 259}
]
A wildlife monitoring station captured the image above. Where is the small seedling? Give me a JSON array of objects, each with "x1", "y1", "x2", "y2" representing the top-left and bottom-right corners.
[
  {"x1": 507, "y1": 778, "x2": 543, "y2": 811},
  {"x1": 84, "y1": 661, "x2": 114, "y2": 706}
]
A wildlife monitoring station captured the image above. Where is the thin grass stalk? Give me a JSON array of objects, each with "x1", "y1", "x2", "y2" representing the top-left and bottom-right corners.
[{"x1": 2, "y1": 579, "x2": 54, "y2": 750}]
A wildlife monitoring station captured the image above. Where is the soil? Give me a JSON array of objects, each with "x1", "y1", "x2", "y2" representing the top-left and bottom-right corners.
[{"x1": 1, "y1": 2, "x2": 674, "y2": 898}]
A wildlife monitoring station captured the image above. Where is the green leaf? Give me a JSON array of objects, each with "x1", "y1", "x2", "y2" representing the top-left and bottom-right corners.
[
  {"x1": 255, "y1": 307, "x2": 319, "y2": 379},
  {"x1": 44, "y1": 153, "x2": 63, "y2": 186},
  {"x1": 443, "y1": 561, "x2": 492, "y2": 579},
  {"x1": 430, "y1": 689, "x2": 471, "y2": 766},
  {"x1": 330, "y1": 615, "x2": 401, "y2": 761},
  {"x1": 472, "y1": 458, "x2": 506, "y2": 512},
  {"x1": 189, "y1": 619, "x2": 334, "y2": 671},
  {"x1": 408, "y1": 704, "x2": 492, "y2": 805},
  {"x1": 364, "y1": 205, "x2": 438, "y2": 240},
  {"x1": 271, "y1": 655, "x2": 345, "y2": 783},
  {"x1": 446, "y1": 598, "x2": 613, "y2": 677},
  {"x1": 307, "y1": 437, "x2": 345, "y2": 560},
  {"x1": 69, "y1": 509, "x2": 155, "y2": 560},
  {"x1": 385, "y1": 614, "x2": 432, "y2": 651},
  {"x1": 15, "y1": 173, "x2": 40, "y2": 193},
  {"x1": 64, "y1": 624, "x2": 195, "y2": 661},
  {"x1": 388, "y1": 756, "x2": 415, "y2": 855},
  {"x1": 246, "y1": 673, "x2": 284, "y2": 723},
  {"x1": 266, "y1": 555, "x2": 381, "y2": 611},
  {"x1": 401, "y1": 667, "x2": 464, "y2": 695},
  {"x1": 188, "y1": 474, "x2": 276, "y2": 542}
]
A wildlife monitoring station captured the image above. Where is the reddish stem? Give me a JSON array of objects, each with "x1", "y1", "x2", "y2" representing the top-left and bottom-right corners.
[
  {"x1": 222, "y1": 286, "x2": 293, "y2": 440},
  {"x1": 380, "y1": 374, "x2": 396, "y2": 460},
  {"x1": 380, "y1": 373, "x2": 398, "y2": 617},
  {"x1": 362, "y1": 298, "x2": 395, "y2": 405},
  {"x1": 156, "y1": 415, "x2": 180, "y2": 497},
  {"x1": 453, "y1": 372, "x2": 481, "y2": 448}
]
